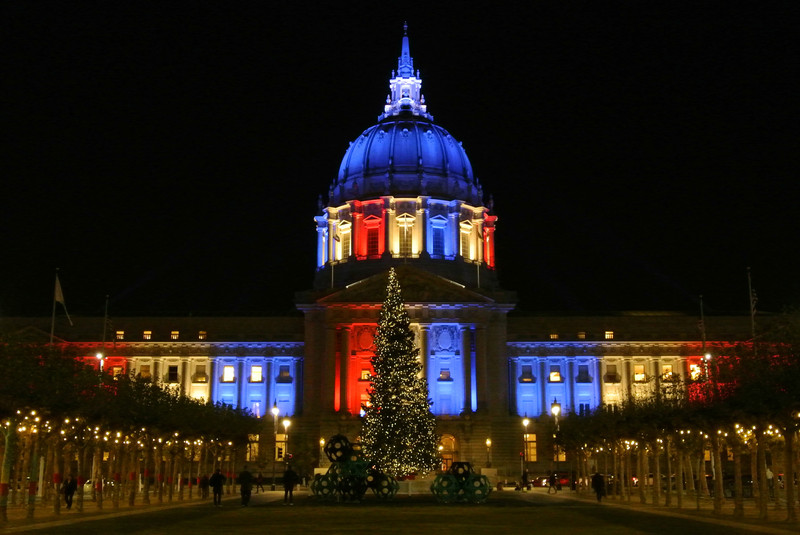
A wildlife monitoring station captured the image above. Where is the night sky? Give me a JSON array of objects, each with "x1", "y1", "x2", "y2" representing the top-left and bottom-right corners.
[{"x1": 4, "y1": 2, "x2": 796, "y2": 318}]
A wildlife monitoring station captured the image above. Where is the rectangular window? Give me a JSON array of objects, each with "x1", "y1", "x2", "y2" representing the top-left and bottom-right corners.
[
  {"x1": 250, "y1": 366, "x2": 263, "y2": 382},
  {"x1": 576, "y1": 364, "x2": 591, "y2": 383},
  {"x1": 170, "y1": 331, "x2": 179, "y2": 340},
  {"x1": 139, "y1": 364, "x2": 151, "y2": 379},
  {"x1": 460, "y1": 230, "x2": 470, "y2": 258},
  {"x1": 579, "y1": 402, "x2": 591, "y2": 416},
  {"x1": 367, "y1": 227, "x2": 380, "y2": 256},
  {"x1": 633, "y1": 364, "x2": 646, "y2": 382},
  {"x1": 604, "y1": 364, "x2": 619, "y2": 383},
  {"x1": 275, "y1": 433, "x2": 287, "y2": 461},
  {"x1": 519, "y1": 365, "x2": 534, "y2": 383},
  {"x1": 143, "y1": 330, "x2": 152, "y2": 340},
  {"x1": 250, "y1": 401, "x2": 261, "y2": 418},
  {"x1": 662, "y1": 364, "x2": 674, "y2": 381},
  {"x1": 438, "y1": 368, "x2": 452, "y2": 381},
  {"x1": 111, "y1": 366, "x2": 124, "y2": 379},
  {"x1": 167, "y1": 365, "x2": 179, "y2": 383},
  {"x1": 360, "y1": 369, "x2": 371, "y2": 381},
  {"x1": 277, "y1": 365, "x2": 292, "y2": 382},
  {"x1": 398, "y1": 216, "x2": 413, "y2": 256},
  {"x1": 689, "y1": 363, "x2": 702, "y2": 381},
  {"x1": 115, "y1": 331, "x2": 125, "y2": 341},
  {"x1": 554, "y1": 445, "x2": 566, "y2": 462},
  {"x1": 222, "y1": 365, "x2": 235, "y2": 382},
  {"x1": 549, "y1": 365, "x2": 562, "y2": 382},
  {"x1": 605, "y1": 331, "x2": 614, "y2": 340},
  {"x1": 198, "y1": 330, "x2": 207, "y2": 340},
  {"x1": 577, "y1": 331, "x2": 586, "y2": 340},
  {"x1": 194, "y1": 365, "x2": 207, "y2": 383},
  {"x1": 549, "y1": 333, "x2": 559, "y2": 340},
  {"x1": 524, "y1": 433, "x2": 537, "y2": 462},
  {"x1": 432, "y1": 227, "x2": 445, "y2": 256},
  {"x1": 341, "y1": 231, "x2": 351, "y2": 259}
]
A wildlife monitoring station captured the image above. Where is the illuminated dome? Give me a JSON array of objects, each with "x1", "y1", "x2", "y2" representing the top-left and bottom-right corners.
[
  {"x1": 314, "y1": 24, "x2": 498, "y2": 292},
  {"x1": 329, "y1": 25, "x2": 481, "y2": 206}
]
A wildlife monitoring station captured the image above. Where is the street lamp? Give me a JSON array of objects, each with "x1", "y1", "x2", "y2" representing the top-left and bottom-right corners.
[
  {"x1": 95, "y1": 352, "x2": 105, "y2": 373},
  {"x1": 320, "y1": 438, "x2": 326, "y2": 467},
  {"x1": 270, "y1": 402, "x2": 279, "y2": 490},
  {"x1": 551, "y1": 398, "x2": 561, "y2": 474},
  {"x1": 282, "y1": 418, "x2": 291, "y2": 460},
  {"x1": 521, "y1": 417, "x2": 530, "y2": 476},
  {"x1": 485, "y1": 438, "x2": 492, "y2": 468}
]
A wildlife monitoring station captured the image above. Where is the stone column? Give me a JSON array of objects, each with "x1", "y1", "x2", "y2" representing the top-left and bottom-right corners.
[
  {"x1": 340, "y1": 326, "x2": 351, "y2": 414},
  {"x1": 419, "y1": 325, "x2": 430, "y2": 381},
  {"x1": 460, "y1": 327, "x2": 471, "y2": 413}
]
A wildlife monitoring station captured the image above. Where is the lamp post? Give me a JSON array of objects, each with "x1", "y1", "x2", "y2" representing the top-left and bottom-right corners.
[
  {"x1": 270, "y1": 402, "x2": 279, "y2": 490},
  {"x1": 485, "y1": 438, "x2": 492, "y2": 468},
  {"x1": 282, "y1": 418, "x2": 291, "y2": 460},
  {"x1": 551, "y1": 399, "x2": 561, "y2": 475},
  {"x1": 95, "y1": 352, "x2": 105, "y2": 373},
  {"x1": 522, "y1": 417, "x2": 530, "y2": 476},
  {"x1": 320, "y1": 438, "x2": 326, "y2": 468}
]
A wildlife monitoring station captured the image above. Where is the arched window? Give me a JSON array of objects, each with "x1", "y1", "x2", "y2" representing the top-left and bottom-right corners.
[
  {"x1": 438, "y1": 434, "x2": 457, "y2": 471},
  {"x1": 337, "y1": 221, "x2": 352, "y2": 261},
  {"x1": 396, "y1": 213, "x2": 414, "y2": 257}
]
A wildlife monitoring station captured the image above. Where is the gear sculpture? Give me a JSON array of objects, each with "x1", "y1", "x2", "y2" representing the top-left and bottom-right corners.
[
  {"x1": 310, "y1": 434, "x2": 399, "y2": 502},
  {"x1": 430, "y1": 462, "x2": 492, "y2": 504}
]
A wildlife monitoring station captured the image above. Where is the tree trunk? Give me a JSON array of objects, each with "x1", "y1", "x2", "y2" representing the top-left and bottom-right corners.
[
  {"x1": 128, "y1": 447, "x2": 138, "y2": 506},
  {"x1": 757, "y1": 428, "x2": 768, "y2": 520},
  {"x1": 142, "y1": 443, "x2": 151, "y2": 505},
  {"x1": 712, "y1": 434, "x2": 724, "y2": 515},
  {"x1": 665, "y1": 437, "x2": 673, "y2": 507},
  {"x1": 26, "y1": 432, "x2": 40, "y2": 519},
  {"x1": 0, "y1": 423, "x2": 20, "y2": 523},
  {"x1": 733, "y1": 440, "x2": 744, "y2": 518},
  {"x1": 637, "y1": 447, "x2": 646, "y2": 504},
  {"x1": 156, "y1": 444, "x2": 164, "y2": 504},
  {"x1": 52, "y1": 439, "x2": 64, "y2": 515},
  {"x1": 785, "y1": 427, "x2": 797, "y2": 523},
  {"x1": 93, "y1": 445, "x2": 103, "y2": 510},
  {"x1": 675, "y1": 448, "x2": 683, "y2": 509}
]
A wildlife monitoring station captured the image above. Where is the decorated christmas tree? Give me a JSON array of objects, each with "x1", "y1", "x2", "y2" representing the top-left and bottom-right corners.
[{"x1": 361, "y1": 268, "x2": 439, "y2": 477}]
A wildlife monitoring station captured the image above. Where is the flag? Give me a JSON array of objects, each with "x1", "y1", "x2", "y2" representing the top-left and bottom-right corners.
[
  {"x1": 55, "y1": 274, "x2": 66, "y2": 305},
  {"x1": 54, "y1": 273, "x2": 74, "y2": 326}
]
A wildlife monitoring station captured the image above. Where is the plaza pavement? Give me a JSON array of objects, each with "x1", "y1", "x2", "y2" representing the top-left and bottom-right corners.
[{"x1": 1, "y1": 485, "x2": 798, "y2": 534}]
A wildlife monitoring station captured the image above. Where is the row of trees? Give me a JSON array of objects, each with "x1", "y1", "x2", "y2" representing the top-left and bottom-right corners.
[
  {"x1": 0, "y1": 337, "x2": 260, "y2": 522},
  {"x1": 555, "y1": 312, "x2": 800, "y2": 522}
]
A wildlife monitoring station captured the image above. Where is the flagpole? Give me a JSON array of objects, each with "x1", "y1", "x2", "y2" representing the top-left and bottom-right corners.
[
  {"x1": 747, "y1": 267, "x2": 757, "y2": 355},
  {"x1": 699, "y1": 294, "x2": 709, "y2": 378},
  {"x1": 50, "y1": 269, "x2": 59, "y2": 345}
]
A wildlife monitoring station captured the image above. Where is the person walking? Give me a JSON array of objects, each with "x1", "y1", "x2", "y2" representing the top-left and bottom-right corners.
[
  {"x1": 63, "y1": 474, "x2": 77, "y2": 510},
  {"x1": 255, "y1": 472, "x2": 265, "y2": 493},
  {"x1": 199, "y1": 474, "x2": 209, "y2": 499},
  {"x1": 591, "y1": 472, "x2": 605, "y2": 502},
  {"x1": 239, "y1": 466, "x2": 253, "y2": 506},
  {"x1": 209, "y1": 468, "x2": 226, "y2": 507},
  {"x1": 283, "y1": 465, "x2": 299, "y2": 505},
  {"x1": 548, "y1": 472, "x2": 558, "y2": 494}
]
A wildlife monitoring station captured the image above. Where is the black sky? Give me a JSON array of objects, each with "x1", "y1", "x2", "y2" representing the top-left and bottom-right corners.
[{"x1": 4, "y1": 1, "x2": 797, "y2": 318}]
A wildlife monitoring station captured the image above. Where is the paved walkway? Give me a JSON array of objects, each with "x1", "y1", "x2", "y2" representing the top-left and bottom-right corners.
[
  {"x1": 1, "y1": 486, "x2": 797, "y2": 533},
  {"x1": 525, "y1": 486, "x2": 799, "y2": 535}
]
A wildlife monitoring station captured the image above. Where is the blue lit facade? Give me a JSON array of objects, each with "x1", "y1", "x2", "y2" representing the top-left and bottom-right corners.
[{"x1": 27, "y1": 25, "x2": 755, "y2": 480}]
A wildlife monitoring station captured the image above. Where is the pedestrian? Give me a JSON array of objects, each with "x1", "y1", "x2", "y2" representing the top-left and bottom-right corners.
[
  {"x1": 283, "y1": 465, "x2": 299, "y2": 505},
  {"x1": 199, "y1": 474, "x2": 210, "y2": 499},
  {"x1": 255, "y1": 472, "x2": 265, "y2": 493},
  {"x1": 591, "y1": 472, "x2": 605, "y2": 502},
  {"x1": 548, "y1": 472, "x2": 558, "y2": 494},
  {"x1": 63, "y1": 474, "x2": 77, "y2": 510},
  {"x1": 209, "y1": 468, "x2": 226, "y2": 507},
  {"x1": 239, "y1": 465, "x2": 253, "y2": 506},
  {"x1": 522, "y1": 468, "x2": 529, "y2": 490}
]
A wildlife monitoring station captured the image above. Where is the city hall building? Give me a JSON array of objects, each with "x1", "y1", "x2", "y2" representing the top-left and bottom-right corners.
[{"x1": 6, "y1": 28, "x2": 751, "y2": 479}]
